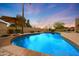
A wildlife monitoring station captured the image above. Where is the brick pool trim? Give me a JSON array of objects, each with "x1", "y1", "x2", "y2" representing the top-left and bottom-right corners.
[
  {"x1": 0, "y1": 32, "x2": 79, "y2": 56},
  {"x1": 0, "y1": 34, "x2": 49, "y2": 56}
]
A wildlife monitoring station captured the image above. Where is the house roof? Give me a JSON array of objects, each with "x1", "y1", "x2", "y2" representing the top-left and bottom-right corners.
[
  {"x1": 0, "y1": 21, "x2": 7, "y2": 25},
  {"x1": 0, "y1": 16, "x2": 27, "y2": 27},
  {"x1": 0, "y1": 16, "x2": 17, "y2": 23}
]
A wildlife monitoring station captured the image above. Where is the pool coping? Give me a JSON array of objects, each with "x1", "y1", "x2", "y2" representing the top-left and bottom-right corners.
[
  {"x1": 0, "y1": 33, "x2": 49, "y2": 56},
  {"x1": 11, "y1": 32, "x2": 79, "y2": 56},
  {"x1": 1, "y1": 32, "x2": 79, "y2": 56},
  {"x1": 61, "y1": 33, "x2": 79, "y2": 52}
]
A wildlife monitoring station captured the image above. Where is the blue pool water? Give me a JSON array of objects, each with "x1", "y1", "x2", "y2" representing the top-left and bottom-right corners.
[{"x1": 12, "y1": 32, "x2": 79, "y2": 56}]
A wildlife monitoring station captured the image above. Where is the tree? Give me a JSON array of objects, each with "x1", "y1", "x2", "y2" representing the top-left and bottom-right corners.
[
  {"x1": 53, "y1": 22, "x2": 65, "y2": 29},
  {"x1": 9, "y1": 23, "x2": 16, "y2": 27},
  {"x1": 16, "y1": 15, "x2": 26, "y2": 33},
  {"x1": 26, "y1": 19, "x2": 32, "y2": 27}
]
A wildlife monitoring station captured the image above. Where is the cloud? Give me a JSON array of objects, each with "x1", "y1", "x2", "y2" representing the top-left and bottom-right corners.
[
  {"x1": 23, "y1": 4, "x2": 79, "y2": 28},
  {"x1": 35, "y1": 4, "x2": 78, "y2": 28},
  {"x1": 25, "y1": 4, "x2": 41, "y2": 15}
]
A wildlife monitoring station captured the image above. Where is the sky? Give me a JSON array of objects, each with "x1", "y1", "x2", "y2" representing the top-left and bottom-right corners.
[{"x1": 0, "y1": 3, "x2": 79, "y2": 28}]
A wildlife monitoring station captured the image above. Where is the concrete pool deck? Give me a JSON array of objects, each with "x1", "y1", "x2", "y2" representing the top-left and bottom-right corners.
[
  {"x1": 0, "y1": 32, "x2": 79, "y2": 56},
  {"x1": 0, "y1": 35, "x2": 48, "y2": 56},
  {"x1": 61, "y1": 32, "x2": 79, "y2": 48}
]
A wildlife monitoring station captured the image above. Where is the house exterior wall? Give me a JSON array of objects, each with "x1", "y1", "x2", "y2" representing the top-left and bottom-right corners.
[
  {"x1": 0, "y1": 22, "x2": 8, "y2": 36},
  {"x1": 75, "y1": 18, "x2": 79, "y2": 32}
]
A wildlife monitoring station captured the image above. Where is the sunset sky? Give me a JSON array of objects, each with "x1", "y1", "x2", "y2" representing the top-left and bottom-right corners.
[{"x1": 0, "y1": 3, "x2": 79, "y2": 28}]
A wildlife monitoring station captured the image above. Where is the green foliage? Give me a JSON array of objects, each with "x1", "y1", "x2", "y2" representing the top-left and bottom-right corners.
[
  {"x1": 8, "y1": 29, "x2": 14, "y2": 34},
  {"x1": 16, "y1": 15, "x2": 26, "y2": 26},
  {"x1": 26, "y1": 19, "x2": 32, "y2": 27},
  {"x1": 30, "y1": 31, "x2": 34, "y2": 33},
  {"x1": 53, "y1": 22, "x2": 65, "y2": 29},
  {"x1": 9, "y1": 24, "x2": 16, "y2": 27},
  {"x1": 15, "y1": 29, "x2": 21, "y2": 33},
  {"x1": 8, "y1": 29, "x2": 21, "y2": 34},
  {"x1": 49, "y1": 28, "x2": 55, "y2": 32}
]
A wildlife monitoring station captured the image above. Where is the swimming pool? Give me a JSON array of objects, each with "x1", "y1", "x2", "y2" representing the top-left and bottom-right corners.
[{"x1": 12, "y1": 32, "x2": 79, "y2": 56}]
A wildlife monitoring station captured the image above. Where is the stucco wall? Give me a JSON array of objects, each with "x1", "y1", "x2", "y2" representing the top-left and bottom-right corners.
[
  {"x1": 0, "y1": 22, "x2": 8, "y2": 36},
  {"x1": 75, "y1": 18, "x2": 79, "y2": 32}
]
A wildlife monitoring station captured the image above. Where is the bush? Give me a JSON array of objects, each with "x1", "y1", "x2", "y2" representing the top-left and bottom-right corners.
[
  {"x1": 15, "y1": 29, "x2": 21, "y2": 33},
  {"x1": 8, "y1": 29, "x2": 14, "y2": 34},
  {"x1": 30, "y1": 31, "x2": 35, "y2": 33},
  {"x1": 8, "y1": 29, "x2": 21, "y2": 34},
  {"x1": 49, "y1": 28, "x2": 55, "y2": 32},
  {"x1": 1, "y1": 35, "x2": 9, "y2": 37}
]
